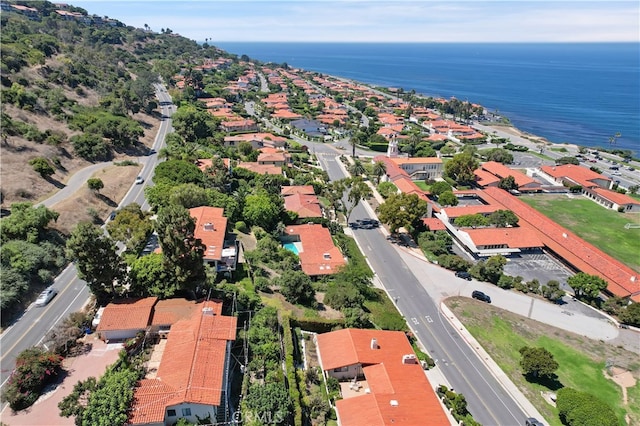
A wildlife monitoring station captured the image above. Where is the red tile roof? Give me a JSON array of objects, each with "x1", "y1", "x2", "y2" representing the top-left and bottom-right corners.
[
  {"x1": 465, "y1": 227, "x2": 543, "y2": 249},
  {"x1": 474, "y1": 168, "x2": 501, "y2": 187},
  {"x1": 151, "y1": 298, "x2": 203, "y2": 326},
  {"x1": 540, "y1": 164, "x2": 611, "y2": 189},
  {"x1": 591, "y1": 187, "x2": 640, "y2": 206},
  {"x1": 96, "y1": 297, "x2": 157, "y2": 332},
  {"x1": 283, "y1": 193, "x2": 322, "y2": 218},
  {"x1": 190, "y1": 207, "x2": 227, "y2": 262},
  {"x1": 316, "y1": 329, "x2": 449, "y2": 426},
  {"x1": 285, "y1": 224, "x2": 346, "y2": 275},
  {"x1": 483, "y1": 187, "x2": 640, "y2": 300},
  {"x1": 129, "y1": 300, "x2": 237, "y2": 424},
  {"x1": 281, "y1": 185, "x2": 315, "y2": 196},
  {"x1": 236, "y1": 162, "x2": 282, "y2": 175},
  {"x1": 422, "y1": 217, "x2": 447, "y2": 231},
  {"x1": 478, "y1": 161, "x2": 538, "y2": 189}
]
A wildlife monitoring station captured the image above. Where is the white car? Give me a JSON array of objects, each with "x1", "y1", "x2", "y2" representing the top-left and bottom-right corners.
[
  {"x1": 92, "y1": 306, "x2": 105, "y2": 328},
  {"x1": 135, "y1": 176, "x2": 144, "y2": 184},
  {"x1": 35, "y1": 287, "x2": 57, "y2": 307}
]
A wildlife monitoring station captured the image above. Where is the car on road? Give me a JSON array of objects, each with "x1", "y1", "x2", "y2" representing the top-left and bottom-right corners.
[
  {"x1": 108, "y1": 210, "x2": 117, "y2": 221},
  {"x1": 348, "y1": 222, "x2": 359, "y2": 229},
  {"x1": 525, "y1": 417, "x2": 544, "y2": 426},
  {"x1": 135, "y1": 176, "x2": 144, "y2": 184},
  {"x1": 471, "y1": 290, "x2": 491, "y2": 303},
  {"x1": 35, "y1": 287, "x2": 57, "y2": 307},
  {"x1": 455, "y1": 271, "x2": 472, "y2": 280},
  {"x1": 357, "y1": 218, "x2": 380, "y2": 229},
  {"x1": 92, "y1": 306, "x2": 105, "y2": 328}
]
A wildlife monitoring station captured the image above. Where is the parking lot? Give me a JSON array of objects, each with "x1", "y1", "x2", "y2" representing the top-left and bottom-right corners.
[{"x1": 504, "y1": 251, "x2": 574, "y2": 290}]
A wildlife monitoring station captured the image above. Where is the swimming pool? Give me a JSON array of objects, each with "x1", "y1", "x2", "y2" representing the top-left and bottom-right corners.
[{"x1": 282, "y1": 242, "x2": 299, "y2": 255}]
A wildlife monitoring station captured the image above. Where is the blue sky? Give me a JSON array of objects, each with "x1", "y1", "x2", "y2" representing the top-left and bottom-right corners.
[{"x1": 71, "y1": 1, "x2": 639, "y2": 43}]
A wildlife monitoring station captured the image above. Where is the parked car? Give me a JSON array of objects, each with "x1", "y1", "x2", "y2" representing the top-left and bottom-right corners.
[
  {"x1": 135, "y1": 176, "x2": 144, "y2": 184},
  {"x1": 92, "y1": 306, "x2": 106, "y2": 328},
  {"x1": 35, "y1": 287, "x2": 57, "y2": 307},
  {"x1": 471, "y1": 290, "x2": 491, "y2": 303},
  {"x1": 525, "y1": 417, "x2": 544, "y2": 426},
  {"x1": 108, "y1": 210, "x2": 117, "y2": 221},
  {"x1": 455, "y1": 271, "x2": 472, "y2": 280}
]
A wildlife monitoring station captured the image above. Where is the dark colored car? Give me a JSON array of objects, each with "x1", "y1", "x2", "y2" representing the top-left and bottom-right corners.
[
  {"x1": 455, "y1": 271, "x2": 472, "y2": 280},
  {"x1": 472, "y1": 290, "x2": 491, "y2": 303},
  {"x1": 108, "y1": 210, "x2": 117, "y2": 221},
  {"x1": 525, "y1": 417, "x2": 544, "y2": 426}
]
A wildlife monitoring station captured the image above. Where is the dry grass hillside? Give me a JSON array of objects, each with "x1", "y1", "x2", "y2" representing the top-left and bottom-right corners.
[{"x1": 1, "y1": 95, "x2": 161, "y2": 234}]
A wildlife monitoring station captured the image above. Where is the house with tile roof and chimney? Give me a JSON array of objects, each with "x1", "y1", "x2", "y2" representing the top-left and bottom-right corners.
[
  {"x1": 128, "y1": 299, "x2": 237, "y2": 426},
  {"x1": 316, "y1": 329, "x2": 452, "y2": 426},
  {"x1": 281, "y1": 185, "x2": 323, "y2": 219},
  {"x1": 190, "y1": 207, "x2": 237, "y2": 274},
  {"x1": 282, "y1": 224, "x2": 346, "y2": 277}
]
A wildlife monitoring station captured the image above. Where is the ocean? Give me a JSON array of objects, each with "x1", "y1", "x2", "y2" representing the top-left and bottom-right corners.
[{"x1": 215, "y1": 42, "x2": 640, "y2": 155}]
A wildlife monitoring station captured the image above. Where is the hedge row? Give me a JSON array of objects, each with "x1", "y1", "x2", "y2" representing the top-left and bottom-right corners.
[
  {"x1": 290, "y1": 317, "x2": 345, "y2": 333},
  {"x1": 282, "y1": 314, "x2": 303, "y2": 426}
]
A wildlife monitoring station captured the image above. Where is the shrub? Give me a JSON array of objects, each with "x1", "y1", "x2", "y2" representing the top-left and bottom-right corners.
[{"x1": 235, "y1": 220, "x2": 248, "y2": 233}]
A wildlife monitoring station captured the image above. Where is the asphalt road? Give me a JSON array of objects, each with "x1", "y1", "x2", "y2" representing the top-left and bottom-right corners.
[
  {"x1": 312, "y1": 143, "x2": 530, "y2": 425},
  {"x1": 0, "y1": 85, "x2": 175, "y2": 396}
]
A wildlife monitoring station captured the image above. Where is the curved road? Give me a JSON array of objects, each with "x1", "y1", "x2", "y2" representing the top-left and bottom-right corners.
[{"x1": 0, "y1": 85, "x2": 174, "y2": 396}]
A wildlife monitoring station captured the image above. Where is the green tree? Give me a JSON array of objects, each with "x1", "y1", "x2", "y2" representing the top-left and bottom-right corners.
[
  {"x1": 377, "y1": 181, "x2": 397, "y2": 199},
  {"x1": 171, "y1": 106, "x2": 215, "y2": 143},
  {"x1": 155, "y1": 205, "x2": 206, "y2": 294},
  {"x1": 71, "y1": 133, "x2": 110, "y2": 161},
  {"x1": 275, "y1": 269, "x2": 315, "y2": 306},
  {"x1": 556, "y1": 156, "x2": 580, "y2": 165},
  {"x1": 81, "y1": 364, "x2": 140, "y2": 426},
  {"x1": 438, "y1": 191, "x2": 458, "y2": 207},
  {"x1": 29, "y1": 157, "x2": 55, "y2": 179},
  {"x1": 540, "y1": 280, "x2": 565, "y2": 302},
  {"x1": 127, "y1": 253, "x2": 174, "y2": 297},
  {"x1": 0, "y1": 202, "x2": 59, "y2": 244},
  {"x1": 430, "y1": 180, "x2": 453, "y2": 196},
  {"x1": 377, "y1": 192, "x2": 429, "y2": 233},
  {"x1": 243, "y1": 192, "x2": 282, "y2": 231},
  {"x1": 482, "y1": 148, "x2": 513, "y2": 164},
  {"x1": 498, "y1": 175, "x2": 518, "y2": 191},
  {"x1": 454, "y1": 214, "x2": 489, "y2": 228},
  {"x1": 556, "y1": 387, "x2": 619, "y2": 426},
  {"x1": 567, "y1": 272, "x2": 608, "y2": 299},
  {"x1": 105, "y1": 203, "x2": 153, "y2": 253},
  {"x1": 372, "y1": 160, "x2": 387, "y2": 184},
  {"x1": 153, "y1": 159, "x2": 205, "y2": 186},
  {"x1": 619, "y1": 303, "x2": 640, "y2": 327},
  {"x1": 168, "y1": 183, "x2": 210, "y2": 209},
  {"x1": 519, "y1": 346, "x2": 559, "y2": 380},
  {"x1": 342, "y1": 177, "x2": 372, "y2": 222},
  {"x1": 324, "y1": 282, "x2": 364, "y2": 310},
  {"x1": 66, "y1": 222, "x2": 126, "y2": 302},
  {"x1": 87, "y1": 178, "x2": 104, "y2": 194},
  {"x1": 487, "y1": 209, "x2": 519, "y2": 227},
  {"x1": 444, "y1": 152, "x2": 479, "y2": 186}
]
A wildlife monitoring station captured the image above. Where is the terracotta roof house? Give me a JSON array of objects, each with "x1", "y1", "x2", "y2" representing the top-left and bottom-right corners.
[
  {"x1": 128, "y1": 300, "x2": 237, "y2": 425},
  {"x1": 96, "y1": 297, "x2": 158, "y2": 342},
  {"x1": 422, "y1": 217, "x2": 447, "y2": 231},
  {"x1": 316, "y1": 329, "x2": 450, "y2": 426},
  {"x1": 459, "y1": 227, "x2": 544, "y2": 256},
  {"x1": 257, "y1": 151, "x2": 290, "y2": 166},
  {"x1": 379, "y1": 141, "x2": 443, "y2": 181},
  {"x1": 475, "y1": 162, "x2": 540, "y2": 192},
  {"x1": 219, "y1": 119, "x2": 258, "y2": 133},
  {"x1": 271, "y1": 109, "x2": 302, "y2": 120},
  {"x1": 281, "y1": 185, "x2": 315, "y2": 197},
  {"x1": 190, "y1": 207, "x2": 237, "y2": 273},
  {"x1": 539, "y1": 164, "x2": 612, "y2": 190},
  {"x1": 483, "y1": 187, "x2": 640, "y2": 301},
  {"x1": 235, "y1": 162, "x2": 282, "y2": 175},
  {"x1": 283, "y1": 193, "x2": 322, "y2": 219},
  {"x1": 223, "y1": 132, "x2": 287, "y2": 149},
  {"x1": 283, "y1": 224, "x2": 346, "y2": 276},
  {"x1": 586, "y1": 188, "x2": 640, "y2": 212}
]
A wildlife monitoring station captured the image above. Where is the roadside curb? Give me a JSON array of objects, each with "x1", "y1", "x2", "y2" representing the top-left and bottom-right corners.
[{"x1": 439, "y1": 302, "x2": 547, "y2": 423}]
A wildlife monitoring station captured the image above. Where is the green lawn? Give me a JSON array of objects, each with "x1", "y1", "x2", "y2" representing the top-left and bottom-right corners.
[
  {"x1": 414, "y1": 181, "x2": 430, "y2": 191},
  {"x1": 520, "y1": 194, "x2": 640, "y2": 271},
  {"x1": 447, "y1": 298, "x2": 639, "y2": 426}
]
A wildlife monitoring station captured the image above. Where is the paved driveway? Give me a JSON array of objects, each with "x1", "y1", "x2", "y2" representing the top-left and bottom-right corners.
[{"x1": 1, "y1": 336, "x2": 121, "y2": 425}]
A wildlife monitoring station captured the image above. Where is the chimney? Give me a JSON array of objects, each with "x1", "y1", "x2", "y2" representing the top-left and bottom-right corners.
[
  {"x1": 204, "y1": 222, "x2": 214, "y2": 231},
  {"x1": 370, "y1": 338, "x2": 378, "y2": 350},
  {"x1": 402, "y1": 354, "x2": 417, "y2": 364},
  {"x1": 390, "y1": 400, "x2": 399, "y2": 407}
]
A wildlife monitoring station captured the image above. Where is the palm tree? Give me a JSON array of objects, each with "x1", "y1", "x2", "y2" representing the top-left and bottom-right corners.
[
  {"x1": 372, "y1": 160, "x2": 387, "y2": 184},
  {"x1": 349, "y1": 160, "x2": 366, "y2": 177},
  {"x1": 348, "y1": 137, "x2": 357, "y2": 157},
  {"x1": 608, "y1": 132, "x2": 621, "y2": 148}
]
